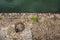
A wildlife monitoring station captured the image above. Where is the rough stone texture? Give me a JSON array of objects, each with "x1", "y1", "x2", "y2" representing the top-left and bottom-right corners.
[{"x1": 0, "y1": 13, "x2": 60, "y2": 40}]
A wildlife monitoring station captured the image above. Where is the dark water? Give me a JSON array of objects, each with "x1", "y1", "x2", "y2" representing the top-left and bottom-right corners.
[{"x1": 0, "y1": 0, "x2": 60, "y2": 12}]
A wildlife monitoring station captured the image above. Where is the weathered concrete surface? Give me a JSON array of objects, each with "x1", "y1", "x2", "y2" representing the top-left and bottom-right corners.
[{"x1": 0, "y1": 13, "x2": 60, "y2": 40}]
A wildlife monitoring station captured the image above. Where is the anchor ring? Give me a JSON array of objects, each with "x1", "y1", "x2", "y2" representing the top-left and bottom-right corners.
[{"x1": 15, "y1": 22, "x2": 25, "y2": 33}]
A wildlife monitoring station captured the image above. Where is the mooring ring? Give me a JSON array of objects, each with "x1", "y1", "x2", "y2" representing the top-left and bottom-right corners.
[{"x1": 15, "y1": 22, "x2": 25, "y2": 33}]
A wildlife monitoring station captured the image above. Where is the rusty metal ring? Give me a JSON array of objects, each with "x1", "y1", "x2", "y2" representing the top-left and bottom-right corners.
[{"x1": 15, "y1": 22, "x2": 25, "y2": 33}]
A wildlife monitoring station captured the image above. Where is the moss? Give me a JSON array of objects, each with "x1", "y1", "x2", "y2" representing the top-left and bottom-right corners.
[{"x1": 31, "y1": 16, "x2": 38, "y2": 22}]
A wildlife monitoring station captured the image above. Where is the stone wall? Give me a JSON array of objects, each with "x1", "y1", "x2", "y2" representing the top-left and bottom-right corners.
[{"x1": 0, "y1": 13, "x2": 60, "y2": 40}]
